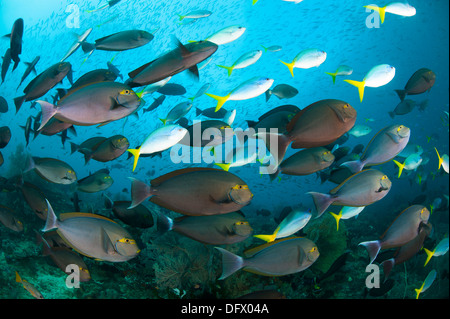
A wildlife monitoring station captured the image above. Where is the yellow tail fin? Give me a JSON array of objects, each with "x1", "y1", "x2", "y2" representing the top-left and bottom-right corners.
[
  {"x1": 364, "y1": 5, "x2": 387, "y2": 23},
  {"x1": 415, "y1": 288, "x2": 422, "y2": 299},
  {"x1": 215, "y1": 163, "x2": 231, "y2": 171},
  {"x1": 159, "y1": 118, "x2": 168, "y2": 126},
  {"x1": 217, "y1": 64, "x2": 234, "y2": 77},
  {"x1": 325, "y1": 72, "x2": 337, "y2": 84},
  {"x1": 15, "y1": 271, "x2": 22, "y2": 283},
  {"x1": 253, "y1": 226, "x2": 280, "y2": 242},
  {"x1": 253, "y1": 0, "x2": 259, "y2": 5},
  {"x1": 329, "y1": 210, "x2": 343, "y2": 231},
  {"x1": 205, "y1": 93, "x2": 231, "y2": 112},
  {"x1": 435, "y1": 147, "x2": 443, "y2": 170},
  {"x1": 279, "y1": 59, "x2": 295, "y2": 77},
  {"x1": 393, "y1": 159, "x2": 405, "y2": 178},
  {"x1": 423, "y1": 248, "x2": 434, "y2": 267},
  {"x1": 344, "y1": 79, "x2": 366, "y2": 102},
  {"x1": 127, "y1": 148, "x2": 141, "y2": 172}
]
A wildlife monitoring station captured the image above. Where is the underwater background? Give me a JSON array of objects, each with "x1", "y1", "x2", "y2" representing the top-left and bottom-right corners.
[{"x1": 0, "y1": 0, "x2": 448, "y2": 299}]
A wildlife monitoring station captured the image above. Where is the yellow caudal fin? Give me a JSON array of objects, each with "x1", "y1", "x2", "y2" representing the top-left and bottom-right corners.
[
  {"x1": 344, "y1": 79, "x2": 366, "y2": 102},
  {"x1": 393, "y1": 159, "x2": 405, "y2": 178},
  {"x1": 415, "y1": 287, "x2": 422, "y2": 299},
  {"x1": 205, "y1": 93, "x2": 231, "y2": 112},
  {"x1": 279, "y1": 59, "x2": 295, "y2": 77},
  {"x1": 329, "y1": 211, "x2": 343, "y2": 231},
  {"x1": 423, "y1": 248, "x2": 434, "y2": 267},
  {"x1": 215, "y1": 163, "x2": 231, "y2": 171},
  {"x1": 127, "y1": 148, "x2": 141, "y2": 172},
  {"x1": 325, "y1": 72, "x2": 337, "y2": 84},
  {"x1": 435, "y1": 147, "x2": 443, "y2": 170},
  {"x1": 253, "y1": 226, "x2": 280, "y2": 242},
  {"x1": 253, "y1": 0, "x2": 259, "y2": 5},
  {"x1": 15, "y1": 271, "x2": 22, "y2": 283},
  {"x1": 217, "y1": 64, "x2": 234, "y2": 77},
  {"x1": 364, "y1": 5, "x2": 387, "y2": 23},
  {"x1": 159, "y1": 118, "x2": 167, "y2": 126}
]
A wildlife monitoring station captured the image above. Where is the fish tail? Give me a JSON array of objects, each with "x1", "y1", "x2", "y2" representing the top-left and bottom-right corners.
[
  {"x1": 329, "y1": 210, "x2": 342, "y2": 231},
  {"x1": 215, "y1": 247, "x2": 245, "y2": 280},
  {"x1": 364, "y1": 5, "x2": 387, "y2": 23},
  {"x1": 394, "y1": 89, "x2": 407, "y2": 102},
  {"x1": 37, "y1": 100, "x2": 57, "y2": 131},
  {"x1": 177, "y1": 14, "x2": 185, "y2": 21},
  {"x1": 159, "y1": 118, "x2": 167, "y2": 126},
  {"x1": 434, "y1": 147, "x2": 443, "y2": 170},
  {"x1": 215, "y1": 163, "x2": 231, "y2": 171},
  {"x1": 307, "y1": 191, "x2": 334, "y2": 218},
  {"x1": 268, "y1": 167, "x2": 280, "y2": 182},
  {"x1": 127, "y1": 148, "x2": 141, "y2": 172},
  {"x1": 81, "y1": 41, "x2": 95, "y2": 54},
  {"x1": 205, "y1": 93, "x2": 230, "y2": 112},
  {"x1": 255, "y1": 132, "x2": 290, "y2": 169},
  {"x1": 41, "y1": 236, "x2": 52, "y2": 257},
  {"x1": 24, "y1": 156, "x2": 35, "y2": 173},
  {"x1": 341, "y1": 159, "x2": 364, "y2": 173},
  {"x1": 344, "y1": 79, "x2": 366, "y2": 102},
  {"x1": 388, "y1": 111, "x2": 395, "y2": 119},
  {"x1": 358, "y1": 240, "x2": 381, "y2": 264},
  {"x1": 13, "y1": 95, "x2": 26, "y2": 113},
  {"x1": 103, "y1": 193, "x2": 114, "y2": 209},
  {"x1": 253, "y1": 225, "x2": 280, "y2": 242},
  {"x1": 423, "y1": 248, "x2": 434, "y2": 267},
  {"x1": 129, "y1": 177, "x2": 152, "y2": 209},
  {"x1": 15, "y1": 271, "x2": 22, "y2": 283},
  {"x1": 260, "y1": 45, "x2": 268, "y2": 52},
  {"x1": 42, "y1": 199, "x2": 58, "y2": 232},
  {"x1": 415, "y1": 288, "x2": 422, "y2": 300},
  {"x1": 156, "y1": 212, "x2": 174, "y2": 234},
  {"x1": 195, "y1": 107, "x2": 203, "y2": 116},
  {"x1": 393, "y1": 159, "x2": 405, "y2": 178},
  {"x1": 69, "y1": 142, "x2": 79, "y2": 155},
  {"x1": 217, "y1": 64, "x2": 234, "y2": 77},
  {"x1": 252, "y1": 0, "x2": 259, "y2": 5},
  {"x1": 82, "y1": 150, "x2": 94, "y2": 165},
  {"x1": 381, "y1": 258, "x2": 395, "y2": 281},
  {"x1": 265, "y1": 89, "x2": 272, "y2": 102},
  {"x1": 325, "y1": 72, "x2": 337, "y2": 84},
  {"x1": 279, "y1": 59, "x2": 295, "y2": 77}
]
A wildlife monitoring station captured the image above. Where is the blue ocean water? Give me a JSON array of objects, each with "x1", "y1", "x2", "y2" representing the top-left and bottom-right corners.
[{"x1": 0, "y1": 0, "x2": 448, "y2": 300}]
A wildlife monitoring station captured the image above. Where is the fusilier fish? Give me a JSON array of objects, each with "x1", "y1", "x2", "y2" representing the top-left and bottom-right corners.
[
  {"x1": 393, "y1": 153, "x2": 422, "y2": 177},
  {"x1": 159, "y1": 102, "x2": 193, "y2": 125},
  {"x1": 325, "y1": 65, "x2": 353, "y2": 84},
  {"x1": 344, "y1": 64, "x2": 396, "y2": 102},
  {"x1": 217, "y1": 50, "x2": 263, "y2": 76},
  {"x1": 203, "y1": 25, "x2": 246, "y2": 45},
  {"x1": 60, "y1": 28, "x2": 92, "y2": 62},
  {"x1": 279, "y1": 48, "x2": 327, "y2": 77},
  {"x1": 308, "y1": 169, "x2": 392, "y2": 218},
  {"x1": 127, "y1": 125, "x2": 188, "y2": 171},
  {"x1": 364, "y1": 2, "x2": 416, "y2": 24},
  {"x1": 205, "y1": 77, "x2": 274, "y2": 112}
]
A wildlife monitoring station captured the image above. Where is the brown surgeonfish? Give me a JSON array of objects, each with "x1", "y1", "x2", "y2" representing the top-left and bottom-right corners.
[
  {"x1": 129, "y1": 167, "x2": 253, "y2": 216},
  {"x1": 42, "y1": 200, "x2": 140, "y2": 262},
  {"x1": 77, "y1": 169, "x2": 113, "y2": 193},
  {"x1": 380, "y1": 222, "x2": 432, "y2": 280},
  {"x1": 260, "y1": 99, "x2": 356, "y2": 167},
  {"x1": 0, "y1": 205, "x2": 23, "y2": 232},
  {"x1": 359, "y1": 205, "x2": 430, "y2": 264},
  {"x1": 25, "y1": 157, "x2": 77, "y2": 185},
  {"x1": 126, "y1": 39, "x2": 218, "y2": 87},
  {"x1": 216, "y1": 237, "x2": 319, "y2": 279},
  {"x1": 37, "y1": 82, "x2": 141, "y2": 130},
  {"x1": 0, "y1": 126, "x2": 11, "y2": 148},
  {"x1": 157, "y1": 211, "x2": 253, "y2": 245},
  {"x1": 308, "y1": 169, "x2": 391, "y2": 218},
  {"x1": 395, "y1": 68, "x2": 436, "y2": 102},
  {"x1": 19, "y1": 181, "x2": 48, "y2": 220},
  {"x1": 14, "y1": 62, "x2": 72, "y2": 113},
  {"x1": 109, "y1": 200, "x2": 154, "y2": 228},
  {"x1": 270, "y1": 147, "x2": 335, "y2": 181},
  {"x1": 81, "y1": 30, "x2": 154, "y2": 53}
]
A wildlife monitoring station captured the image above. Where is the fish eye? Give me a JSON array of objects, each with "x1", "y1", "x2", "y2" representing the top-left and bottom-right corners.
[{"x1": 382, "y1": 175, "x2": 387, "y2": 180}]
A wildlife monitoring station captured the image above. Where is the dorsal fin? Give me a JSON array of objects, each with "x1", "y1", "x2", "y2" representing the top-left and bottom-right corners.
[
  {"x1": 151, "y1": 167, "x2": 222, "y2": 186},
  {"x1": 59, "y1": 212, "x2": 117, "y2": 224},
  {"x1": 243, "y1": 236, "x2": 301, "y2": 258}
]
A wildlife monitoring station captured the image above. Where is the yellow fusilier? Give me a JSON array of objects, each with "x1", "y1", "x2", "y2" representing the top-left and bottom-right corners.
[
  {"x1": 423, "y1": 238, "x2": 449, "y2": 267},
  {"x1": 279, "y1": 48, "x2": 326, "y2": 77},
  {"x1": 434, "y1": 147, "x2": 449, "y2": 173},
  {"x1": 364, "y1": 2, "x2": 416, "y2": 24},
  {"x1": 415, "y1": 269, "x2": 436, "y2": 299}
]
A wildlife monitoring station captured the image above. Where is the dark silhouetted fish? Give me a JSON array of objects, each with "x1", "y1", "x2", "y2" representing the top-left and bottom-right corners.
[
  {"x1": 17, "y1": 56, "x2": 40, "y2": 90},
  {"x1": 395, "y1": 68, "x2": 436, "y2": 102},
  {"x1": 1, "y1": 48, "x2": 11, "y2": 84},
  {"x1": 5, "y1": 18, "x2": 23, "y2": 71}
]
